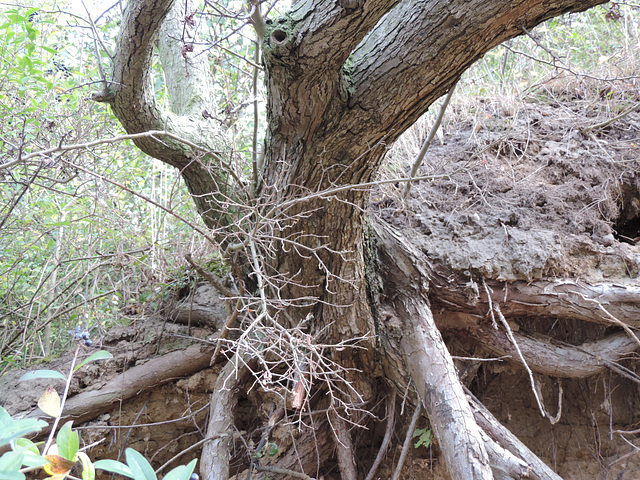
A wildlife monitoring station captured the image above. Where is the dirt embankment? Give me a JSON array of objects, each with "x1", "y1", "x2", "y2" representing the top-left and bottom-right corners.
[{"x1": 4, "y1": 91, "x2": 640, "y2": 479}]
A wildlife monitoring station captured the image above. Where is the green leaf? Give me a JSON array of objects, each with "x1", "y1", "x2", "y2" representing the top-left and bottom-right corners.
[
  {"x1": 161, "y1": 459, "x2": 196, "y2": 480},
  {"x1": 74, "y1": 350, "x2": 113, "y2": 372},
  {"x1": 0, "y1": 452, "x2": 25, "y2": 480},
  {"x1": 0, "y1": 407, "x2": 11, "y2": 426},
  {"x1": 77, "y1": 452, "x2": 95, "y2": 480},
  {"x1": 125, "y1": 449, "x2": 157, "y2": 480},
  {"x1": 56, "y1": 421, "x2": 79, "y2": 462},
  {"x1": 12, "y1": 439, "x2": 45, "y2": 468},
  {"x1": 19, "y1": 369, "x2": 66, "y2": 381},
  {"x1": 94, "y1": 459, "x2": 134, "y2": 478},
  {"x1": 267, "y1": 443, "x2": 278, "y2": 457},
  {"x1": 0, "y1": 469, "x2": 25, "y2": 480},
  {"x1": 0, "y1": 407, "x2": 47, "y2": 448}
]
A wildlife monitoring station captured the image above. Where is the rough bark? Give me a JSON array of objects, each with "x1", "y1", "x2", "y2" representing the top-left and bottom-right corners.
[{"x1": 99, "y1": 0, "x2": 236, "y2": 231}]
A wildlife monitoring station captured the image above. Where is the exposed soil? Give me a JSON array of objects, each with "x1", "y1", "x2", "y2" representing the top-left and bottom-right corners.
[
  {"x1": 373, "y1": 82, "x2": 640, "y2": 478},
  {"x1": 4, "y1": 85, "x2": 640, "y2": 479}
]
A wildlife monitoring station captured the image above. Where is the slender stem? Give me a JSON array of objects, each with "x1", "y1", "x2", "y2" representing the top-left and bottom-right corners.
[
  {"x1": 392, "y1": 401, "x2": 422, "y2": 480},
  {"x1": 403, "y1": 80, "x2": 458, "y2": 200},
  {"x1": 43, "y1": 345, "x2": 80, "y2": 454}
]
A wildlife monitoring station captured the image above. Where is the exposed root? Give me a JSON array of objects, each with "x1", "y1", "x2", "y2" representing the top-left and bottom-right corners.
[
  {"x1": 200, "y1": 358, "x2": 241, "y2": 480},
  {"x1": 466, "y1": 389, "x2": 562, "y2": 480},
  {"x1": 329, "y1": 408, "x2": 358, "y2": 480},
  {"x1": 451, "y1": 319, "x2": 639, "y2": 379},
  {"x1": 401, "y1": 299, "x2": 492, "y2": 479},
  {"x1": 391, "y1": 402, "x2": 422, "y2": 480},
  {"x1": 493, "y1": 302, "x2": 547, "y2": 418},
  {"x1": 242, "y1": 412, "x2": 333, "y2": 480},
  {"x1": 479, "y1": 428, "x2": 529, "y2": 479},
  {"x1": 364, "y1": 391, "x2": 395, "y2": 480},
  {"x1": 253, "y1": 465, "x2": 316, "y2": 479}
]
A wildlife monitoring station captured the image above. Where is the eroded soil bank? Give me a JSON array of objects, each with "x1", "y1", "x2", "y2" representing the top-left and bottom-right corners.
[{"x1": 3, "y1": 88, "x2": 640, "y2": 479}]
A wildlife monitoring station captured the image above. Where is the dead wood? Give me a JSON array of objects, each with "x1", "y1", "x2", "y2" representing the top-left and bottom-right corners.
[
  {"x1": 25, "y1": 343, "x2": 215, "y2": 426},
  {"x1": 200, "y1": 358, "x2": 239, "y2": 480},
  {"x1": 447, "y1": 319, "x2": 638, "y2": 378}
]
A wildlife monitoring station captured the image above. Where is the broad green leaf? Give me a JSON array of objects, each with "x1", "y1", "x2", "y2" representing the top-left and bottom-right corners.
[
  {"x1": 0, "y1": 407, "x2": 47, "y2": 448},
  {"x1": 37, "y1": 387, "x2": 61, "y2": 418},
  {"x1": 161, "y1": 459, "x2": 196, "y2": 480},
  {"x1": 12, "y1": 438, "x2": 42, "y2": 459},
  {"x1": 125, "y1": 449, "x2": 157, "y2": 480},
  {"x1": 0, "y1": 407, "x2": 11, "y2": 427},
  {"x1": 94, "y1": 459, "x2": 134, "y2": 478},
  {"x1": 19, "y1": 370, "x2": 66, "y2": 382},
  {"x1": 74, "y1": 350, "x2": 113, "y2": 372},
  {"x1": 0, "y1": 469, "x2": 25, "y2": 480},
  {"x1": 56, "y1": 421, "x2": 78, "y2": 462},
  {"x1": 77, "y1": 451, "x2": 95, "y2": 480},
  {"x1": 0, "y1": 452, "x2": 26, "y2": 480}
]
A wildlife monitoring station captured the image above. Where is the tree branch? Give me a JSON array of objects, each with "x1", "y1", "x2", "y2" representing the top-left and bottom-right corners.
[
  {"x1": 106, "y1": 0, "x2": 235, "y2": 231},
  {"x1": 343, "y1": 0, "x2": 608, "y2": 143}
]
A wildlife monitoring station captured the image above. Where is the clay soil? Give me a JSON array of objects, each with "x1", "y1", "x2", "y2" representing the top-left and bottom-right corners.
[{"x1": 3, "y1": 81, "x2": 640, "y2": 479}]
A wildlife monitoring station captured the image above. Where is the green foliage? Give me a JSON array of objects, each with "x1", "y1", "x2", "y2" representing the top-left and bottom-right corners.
[
  {"x1": 0, "y1": 407, "x2": 47, "y2": 448},
  {"x1": 412, "y1": 427, "x2": 433, "y2": 449},
  {"x1": 56, "y1": 421, "x2": 79, "y2": 462},
  {"x1": 95, "y1": 450, "x2": 197, "y2": 480},
  {"x1": 0, "y1": 2, "x2": 217, "y2": 369},
  {"x1": 1, "y1": 350, "x2": 194, "y2": 480},
  {"x1": 18, "y1": 370, "x2": 66, "y2": 382}
]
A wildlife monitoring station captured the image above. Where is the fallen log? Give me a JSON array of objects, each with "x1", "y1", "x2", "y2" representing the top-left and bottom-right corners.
[{"x1": 24, "y1": 342, "x2": 215, "y2": 426}]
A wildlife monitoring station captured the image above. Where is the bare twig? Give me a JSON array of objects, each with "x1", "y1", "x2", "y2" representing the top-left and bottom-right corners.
[
  {"x1": 403, "y1": 80, "x2": 457, "y2": 200},
  {"x1": 184, "y1": 253, "x2": 234, "y2": 298},
  {"x1": 493, "y1": 303, "x2": 547, "y2": 418},
  {"x1": 582, "y1": 102, "x2": 640, "y2": 134},
  {"x1": 254, "y1": 465, "x2": 315, "y2": 479},
  {"x1": 329, "y1": 409, "x2": 358, "y2": 480}
]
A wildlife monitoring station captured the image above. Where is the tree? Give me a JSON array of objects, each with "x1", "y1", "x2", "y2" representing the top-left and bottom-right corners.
[
  {"x1": 7, "y1": 0, "x2": 639, "y2": 478},
  {"x1": 96, "y1": 0, "x2": 626, "y2": 478}
]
